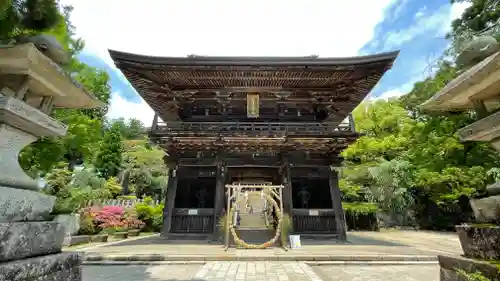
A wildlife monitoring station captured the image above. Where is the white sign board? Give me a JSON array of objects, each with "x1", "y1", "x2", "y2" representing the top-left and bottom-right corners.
[
  {"x1": 289, "y1": 235, "x2": 302, "y2": 249},
  {"x1": 188, "y1": 209, "x2": 198, "y2": 215},
  {"x1": 308, "y1": 210, "x2": 319, "y2": 216}
]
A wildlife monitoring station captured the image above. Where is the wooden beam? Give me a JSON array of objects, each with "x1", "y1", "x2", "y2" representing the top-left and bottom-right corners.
[
  {"x1": 175, "y1": 155, "x2": 342, "y2": 167},
  {"x1": 169, "y1": 85, "x2": 352, "y2": 93}
]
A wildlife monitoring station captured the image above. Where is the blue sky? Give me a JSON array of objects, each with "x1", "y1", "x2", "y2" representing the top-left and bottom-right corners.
[{"x1": 61, "y1": 0, "x2": 469, "y2": 125}]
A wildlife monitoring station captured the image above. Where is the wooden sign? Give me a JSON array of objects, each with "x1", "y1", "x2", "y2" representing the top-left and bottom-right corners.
[
  {"x1": 308, "y1": 210, "x2": 319, "y2": 216},
  {"x1": 188, "y1": 209, "x2": 198, "y2": 215},
  {"x1": 247, "y1": 93, "x2": 260, "y2": 118}
]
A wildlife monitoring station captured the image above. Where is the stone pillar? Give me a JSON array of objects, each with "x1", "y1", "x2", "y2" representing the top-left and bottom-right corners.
[
  {"x1": 329, "y1": 167, "x2": 347, "y2": 240},
  {"x1": 213, "y1": 162, "x2": 226, "y2": 234},
  {"x1": 161, "y1": 165, "x2": 179, "y2": 236},
  {"x1": 0, "y1": 42, "x2": 102, "y2": 281}
]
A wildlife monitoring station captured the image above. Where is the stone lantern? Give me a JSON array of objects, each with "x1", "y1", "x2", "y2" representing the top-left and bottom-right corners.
[
  {"x1": 0, "y1": 38, "x2": 103, "y2": 281},
  {"x1": 421, "y1": 36, "x2": 500, "y2": 281}
]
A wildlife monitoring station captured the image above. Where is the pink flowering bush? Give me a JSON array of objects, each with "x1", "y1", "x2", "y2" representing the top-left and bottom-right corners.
[
  {"x1": 98, "y1": 206, "x2": 125, "y2": 218},
  {"x1": 78, "y1": 205, "x2": 145, "y2": 234}
]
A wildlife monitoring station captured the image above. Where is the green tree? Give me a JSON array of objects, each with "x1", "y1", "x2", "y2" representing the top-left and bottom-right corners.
[
  {"x1": 122, "y1": 139, "x2": 167, "y2": 199},
  {"x1": 94, "y1": 123, "x2": 124, "y2": 179},
  {"x1": 16, "y1": 4, "x2": 112, "y2": 175},
  {"x1": 0, "y1": 0, "x2": 60, "y2": 42},
  {"x1": 449, "y1": 0, "x2": 500, "y2": 37},
  {"x1": 368, "y1": 159, "x2": 415, "y2": 225},
  {"x1": 127, "y1": 118, "x2": 145, "y2": 139},
  {"x1": 44, "y1": 162, "x2": 72, "y2": 195}
]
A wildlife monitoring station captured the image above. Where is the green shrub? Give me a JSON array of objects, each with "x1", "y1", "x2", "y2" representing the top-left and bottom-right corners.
[
  {"x1": 134, "y1": 198, "x2": 164, "y2": 232},
  {"x1": 102, "y1": 226, "x2": 128, "y2": 234},
  {"x1": 104, "y1": 177, "x2": 123, "y2": 198},
  {"x1": 78, "y1": 213, "x2": 99, "y2": 235},
  {"x1": 343, "y1": 202, "x2": 378, "y2": 216},
  {"x1": 52, "y1": 189, "x2": 87, "y2": 215},
  {"x1": 343, "y1": 202, "x2": 379, "y2": 231},
  {"x1": 456, "y1": 269, "x2": 492, "y2": 281}
]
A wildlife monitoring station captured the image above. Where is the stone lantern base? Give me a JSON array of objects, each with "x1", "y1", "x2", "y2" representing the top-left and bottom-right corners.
[
  {"x1": 0, "y1": 187, "x2": 83, "y2": 281},
  {"x1": 0, "y1": 97, "x2": 82, "y2": 280}
]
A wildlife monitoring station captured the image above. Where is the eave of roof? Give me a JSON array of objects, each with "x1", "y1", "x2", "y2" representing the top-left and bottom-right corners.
[
  {"x1": 108, "y1": 50, "x2": 399, "y2": 67},
  {"x1": 421, "y1": 52, "x2": 500, "y2": 111}
]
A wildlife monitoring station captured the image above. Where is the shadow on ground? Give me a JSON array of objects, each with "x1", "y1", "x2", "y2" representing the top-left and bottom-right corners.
[
  {"x1": 83, "y1": 264, "x2": 204, "y2": 281},
  {"x1": 106, "y1": 232, "x2": 407, "y2": 247}
]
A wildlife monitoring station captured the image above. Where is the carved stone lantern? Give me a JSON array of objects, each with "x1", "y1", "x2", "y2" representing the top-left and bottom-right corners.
[
  {"x1": 421, "y1": 36, "x2": 500, "y2": 280},
  {"x1": 0, "y1": 40, "x2": 103, "y2": 281}
]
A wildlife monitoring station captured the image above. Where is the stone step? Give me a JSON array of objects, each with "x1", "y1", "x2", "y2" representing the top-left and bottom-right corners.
[
  {"x1": 238, "y1": 213, "x2": 268, "y2": 228},
  {"x1": 234, "y1": 228, "x2": 276, "y2": 245}
]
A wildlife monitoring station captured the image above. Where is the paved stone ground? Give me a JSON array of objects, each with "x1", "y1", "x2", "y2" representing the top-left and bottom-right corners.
[
  {"x1": 81, "y1": 230, "x2": 462, "y2": 258},
  {"x1": 194, "y1": 262, "x2": 323, "y2": 281},
  {"x1": 349, "y1": 230, "x2": 461, "y2": 255},
  {"x1": 83, "y1": 264, "x2": 202, "y2": 281},
  {"x1": 313, "y1": 265, "x2": 439, "y2": 281},
  {"x1": 82, "y1": 263, "x2": 439, "y2": 281}
]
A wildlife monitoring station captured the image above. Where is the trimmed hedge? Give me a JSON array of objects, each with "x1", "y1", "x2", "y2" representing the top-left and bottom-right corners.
[{"x1": 343, "y1": 202, "x2": 379, "y2": 231}]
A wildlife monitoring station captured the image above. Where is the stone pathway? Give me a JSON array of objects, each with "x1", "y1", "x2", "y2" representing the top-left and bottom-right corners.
[
  {"x1": 313, "y1": 264, "x2": 439, "y2": 281},
  {"x1": 80, "y1": 230, "x2": 462, "y2": 260},
  {"x1": 82, "y1": 231, "x2": 462, "y2": 261},
  {"x1": 83, "y1": 262, "x2": 439, "y2": 281},
  {"x1": 194, "y1": 262, "x2": 322, "y2": 281}
]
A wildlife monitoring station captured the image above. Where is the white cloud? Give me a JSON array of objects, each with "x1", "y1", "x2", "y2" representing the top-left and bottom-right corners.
[
  {"x1": 389, "y1": 0, "x2": 411, "y2": 21},
  {"x1": 63, "y1": 0, "x2": 397, "y2": 59},
  {"x1": 376, "y1": 81, "x2": 414, "y2": 100},
  {"x1": 383, "y1": 1, "x2": 470, "y2": 49},
  {"x1": 106, "y1": 92, "x2": 155, "y2": 126},
  {"x1": 373, "y1": 53, "x2": 444, "y2": 100}
]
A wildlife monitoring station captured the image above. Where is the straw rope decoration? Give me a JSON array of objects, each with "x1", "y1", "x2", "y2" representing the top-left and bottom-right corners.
[{"x1": 228, "y1": 193, "x2": 282, "y2": 249}]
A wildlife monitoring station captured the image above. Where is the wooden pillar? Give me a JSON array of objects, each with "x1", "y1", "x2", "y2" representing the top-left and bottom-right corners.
[
  {"x1": 329, "y1": 167, "x2": 347, "y2": 240},
  {"x1": 348, "y1": 113, "x2": 356, "y2": 132},
  {"x1": 281, "y1": 162, "x2": 293, "y2": 215},
  {"x1": 161, "y1": 165, "x2": 178, "y2": 237},
  {"x1": 151, "y1": 114, "x2": 159, "y2": 134},
  {"x1": 213, "y1": 162, "x2": 226, "y2": 234}
]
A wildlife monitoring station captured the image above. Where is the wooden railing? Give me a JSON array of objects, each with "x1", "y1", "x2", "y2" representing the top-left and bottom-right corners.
[
  {"x1": 291, "y1": 209, "x2": 337, "y2": 233},
  {"x1": 171, "y1": 208, "x2": 215, "y2": 233},
  {"x1": 151, "y1": 121, "x2": 355, "y2": 136}
]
